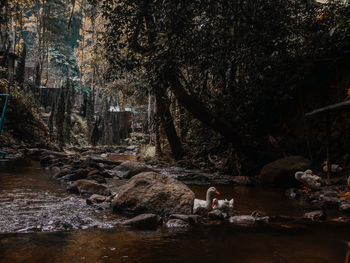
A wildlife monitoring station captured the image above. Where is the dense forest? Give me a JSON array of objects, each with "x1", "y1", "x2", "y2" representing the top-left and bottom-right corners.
[
  {"x1": 1, "y1": 0, "x2": 349, "y2": 173},
  {"x1": 0, "y1": 1, "x2": 350, "y2": 262}
]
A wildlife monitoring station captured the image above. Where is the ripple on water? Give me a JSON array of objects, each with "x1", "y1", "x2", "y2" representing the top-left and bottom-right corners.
[{"x1": 0, "y1": 160, "x2": 125, "y2": 234}]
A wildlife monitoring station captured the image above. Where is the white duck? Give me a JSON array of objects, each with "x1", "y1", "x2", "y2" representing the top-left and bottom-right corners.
[
  {"x1": 212, "y1": 198, "x2": 234, "y2": 211},
  {"x1": 193, "y1": 186, "x2": 220, "y2": 211},
  {"x1": 295, "y1": 169, "x2": 321, "y2": 190}
]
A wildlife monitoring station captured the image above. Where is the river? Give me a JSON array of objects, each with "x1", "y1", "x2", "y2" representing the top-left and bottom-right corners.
[{"x1": 0, "y1": 159, "x2": 349, "y2": 263}]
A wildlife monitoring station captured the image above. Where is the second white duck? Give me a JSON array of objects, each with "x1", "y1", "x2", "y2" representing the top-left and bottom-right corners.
[{"x1": 212, "y1": 198, "x2": 234, "y2": 211}]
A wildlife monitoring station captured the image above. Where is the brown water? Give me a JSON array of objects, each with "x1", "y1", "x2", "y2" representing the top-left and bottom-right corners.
[
  {"x1": 0, "y1": 159, "x2": 124, "y2": 233},
  {"x1": 0, "y1": 159, "x2": 349, "y2": 263}
]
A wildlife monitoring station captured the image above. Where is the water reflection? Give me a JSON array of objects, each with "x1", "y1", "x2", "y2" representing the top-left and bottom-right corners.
[
  {"x1": 0, "y1": 224, "x2": 349, "y2": 263},
  {"x1": 0, "y1": 159, "x2": 124, "y2": 233},
  {"x1": 0, "y1": 159, "x2": 349, "y2": 263}
]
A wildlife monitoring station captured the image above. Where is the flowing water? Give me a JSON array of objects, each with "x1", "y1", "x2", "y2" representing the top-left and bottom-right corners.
[{"x1": 0, "y1": 159, "x2": 349, "y2": 263}]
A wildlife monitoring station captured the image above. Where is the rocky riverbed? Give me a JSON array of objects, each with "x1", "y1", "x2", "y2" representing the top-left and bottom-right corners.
[{"x1": 9, "y1": 146, "x2": 346, "y2": 231}]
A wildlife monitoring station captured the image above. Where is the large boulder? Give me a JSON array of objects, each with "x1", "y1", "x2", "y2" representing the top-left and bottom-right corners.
[
  {"x1": 259, "y1": 156, "x2": 311, "y2": 187},
  {"x1": 112, "y1": 172, "x2": 195, "y2": 215},
  {"x1": 67, "y1": 179, "x2": 111, "y2": 196},
  {"x1": 112, "y1": 161, "x2": 153, "y2": 179}
]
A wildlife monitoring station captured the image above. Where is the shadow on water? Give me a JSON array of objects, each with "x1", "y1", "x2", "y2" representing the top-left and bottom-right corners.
[
  {"x1": 0, "y1": 159, "x2": 349, "y2": 263},
  {"x1": 0, "y1": 224, "x2": 349, "y2": 263}
]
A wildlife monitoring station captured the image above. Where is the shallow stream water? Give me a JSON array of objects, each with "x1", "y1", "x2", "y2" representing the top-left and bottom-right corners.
[{"x1": 0, "y1": 159, "x2": 349, "y2": 263}]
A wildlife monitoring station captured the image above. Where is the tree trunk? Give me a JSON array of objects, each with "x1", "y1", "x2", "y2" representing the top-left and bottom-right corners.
[
  {"x1": 155, "y1": 87, "x2": 183, "y2": 160},
  {"x1": 166, "y1": 69, "x2": 241, "y2": 148}
]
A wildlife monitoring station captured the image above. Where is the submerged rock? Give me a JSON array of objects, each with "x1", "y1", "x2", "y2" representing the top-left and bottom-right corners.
[
  {"x1": 229, "y1": 215, "x2": 255, "y2": 225},
  {"x1": 169, "y1": 214, "x2": 199, "y2": 224},
  {"x1": 208, "y1": 209, "x2": 225, "y2": 220},
  {"x1": 304, "y1": 210, "x2": 326, "y2": 221},
  {"x1": 122, "y1": 214, "x2": 162, "y2": 229},
  {"x1": 67, "y1": 179, "x2": 110, "y2": 196},
  {"x1": 259, "y1": 156, "x2": 311, "y2": 187},
  {"x1": 165, "y1": 219, "x2": 191, "y2": 228},
  {"x1": 112, "y1": 172, "x2": 195, "y2": 216},
  {"x1": 339, "y1": 203, "x2": 350, "y2": 213}
]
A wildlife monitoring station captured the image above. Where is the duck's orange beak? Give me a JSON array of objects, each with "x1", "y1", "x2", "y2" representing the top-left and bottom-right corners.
[
  {"x1": 212, "y1": 201, "x2": 215, "y2": 208},
  {"x1": 215, "y1": 190, "x2": 220, "y2": 195}
]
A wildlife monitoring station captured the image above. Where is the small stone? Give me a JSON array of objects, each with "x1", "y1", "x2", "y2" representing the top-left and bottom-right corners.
[
  {"x1": 86, "y1": 194, "x2": 109, "y2": 205},
  {"x1": 339, "y1": 203, "x2": 350, "y2": 213},
  {"x1": 229, "y1": 215, "x2": 255, "y2": 225},
  {"x1": 208, "y1": 209, "x2": 224, "y2": 220},
  {"x1": 165, "y1": 219, "x2": 191, "y2": 228},
  {"x1": 255, "y1": 216, "x2": 269, "y2": 224},
  {"x1": 122, "y1": 214, "x2": 162, "y2": 229},
  {"x1": 193, "y1": 206, "x2": 208, "y2": 217},
  {"x1": 67, "y1": 179, "x2": 110, "y2": 196},
  {"x1": 169, "y1": 214, "x2": 199, "y2": 224},
  {"x1": 303, "y1": 210, "x2": 326, "y2": 221},
  {"x1": 323, "y1": 197, "x2": 340, "y2": 208}
]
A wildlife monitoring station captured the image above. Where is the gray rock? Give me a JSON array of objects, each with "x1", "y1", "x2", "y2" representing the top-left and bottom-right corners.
[
  {"x1": 122, "y1": 214, "x2": 162, "y2": 229},
  {"x1": 86, "y1": 194, "x2": 111, "y2": 205},
  {"x1": 126, "y1": 145, "x2": 137, "y2": 151},
  {"x1": 255, "y1": 216, "x2": 269, "y2": 224},
  {"x1": 100, "y1": 170, "x2": 115, "y2": 178},
  {"x1": 61, "y1": 174, "x2": 79, "y2": 181},
  {"x1": 339, "y1": 203, "x2": 350, "y2": 213},
  {"x1": 304, "y1": 210, "x2": 326, "y2": 221},
  {"x1": 165, "y1": 219, "x2": 191, "y2": 228},
  {"x1": 229, "y1": 215, "x2": 255, "y2": 225},
  {"x1": 323, "y1": 197, "x2": 340, "y2": 208},
  {"x1": 102, "y1": 169, "x2": 122, "y2": 179},
  {"x1": 112, "y1": 172, "x2": 195, "y2": 216},
  {"x1": 208, "y1": 209, "x2": 225, "y2": 220},
  {"x1": 86, "y1": 174, "x2": 107, "y2": 184},
  {"x1": 193, "y1": 206, "x2": 208, "y2": 217},
  {"x1": 112, "y1": 161, "x2": 153, "y2": 179},
  {"x1": 67, "y1": 179, "x2": 110, "y2": 196},
  {"x1": 169, "y1": 214, "x2": 199, "y2": 224},
  {"x1": 54, "y1": 168, "x2": 73, "y2": 179},
  {"x1": 259, "y1": 156, "x2": 311, "y2": 187}
]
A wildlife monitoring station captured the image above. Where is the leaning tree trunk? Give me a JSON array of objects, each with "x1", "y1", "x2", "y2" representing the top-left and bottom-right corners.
[
  {"x1": 155, "y1": 87, "x2": 183, "y2": 160},
  {"x1": 166, "y1": 67, "x2": 243, "y2": 150}
]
